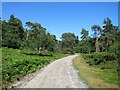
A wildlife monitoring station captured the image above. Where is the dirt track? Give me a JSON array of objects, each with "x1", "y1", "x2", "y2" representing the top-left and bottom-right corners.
[{"x1": 16, "y1": 54, "x2": 89, "y2": 88}]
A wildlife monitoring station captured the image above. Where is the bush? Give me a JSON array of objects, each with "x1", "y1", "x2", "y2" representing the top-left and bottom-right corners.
[
  {"x1": 2, "y1": 47, "x2": 67, "y2": 88},
  {"x1": 83, "y1": 52, "x2": 117, "y2": 65},
  {"x1": 109, "y1": 43, "x2": 120, "y2": 59}
]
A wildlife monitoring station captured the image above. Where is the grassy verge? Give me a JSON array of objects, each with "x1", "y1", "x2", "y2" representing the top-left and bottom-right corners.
[
  {"x1": 2, "y1": 47, "x2": 68, "y2": 88},
  {"x1": 73, "y1": 55, "x2": 118, "y2": 88}
]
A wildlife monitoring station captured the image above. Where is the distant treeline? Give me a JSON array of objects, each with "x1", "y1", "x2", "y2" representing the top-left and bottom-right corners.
[{"x1": 1, "y1": 15, "x2": 120, "y2": 54}]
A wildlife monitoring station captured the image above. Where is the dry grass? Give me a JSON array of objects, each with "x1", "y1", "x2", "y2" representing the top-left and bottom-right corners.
[{"x1": 73, "y1": 56, "x2": 118, "y2": 88}]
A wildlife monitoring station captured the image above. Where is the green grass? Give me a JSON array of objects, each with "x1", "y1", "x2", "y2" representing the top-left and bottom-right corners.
[
  {"x1": 92, "y1": 61, "x2": 118, "y2": 84},
  {"x1": 2, "y1": 47, "x2": 68, "y2": 88},
  {"x1": 83, "y1": 53, "x2": 118, "y2": 85},
  {"x1": 73, "y1": 55, "x2": 118, "y2": 88}
]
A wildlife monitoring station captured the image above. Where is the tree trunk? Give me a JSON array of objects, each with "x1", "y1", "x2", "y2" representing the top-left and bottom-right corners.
[
  {"x1": 26, "y1": 31, "x2": 29, "y2": 40},
  {"x1": 96, "y1": 30, "x2": 99, "y2": 52},
  {"x1": 38, "y1": 47, "x2": 41, "y2": 54}
]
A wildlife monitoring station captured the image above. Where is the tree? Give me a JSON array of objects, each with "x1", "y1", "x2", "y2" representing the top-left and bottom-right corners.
[
  {"x1": 79, "y1": 28, "x2": 92, "y2": 53},
  {"x1": 61, "y1": 32, "x2": 78, "y2": 54},
  {"x1": 48, "y1": 34, "x2": 57, "y2": 52},
  {"x1": 91, "y1": 25, "x2": 102, "y2": 52},
  {"x1": 81, "y1": 28, "x2": 89, "y2": 40},
  {"x1": 2, "y1": 15, "x2": 24, "y2": 48},
  {"x1": 24, "y1": 21, "x2": 57, "y2": 53},
  {"x1": 0, "y1": 17, "x2": 1, "y2": 47},
  {"x1": 101, "y1": 18, "x2": 118, "y2": 51},
  {"x1": 25, "y1": 21, "x2": 46, "y2": 52}
]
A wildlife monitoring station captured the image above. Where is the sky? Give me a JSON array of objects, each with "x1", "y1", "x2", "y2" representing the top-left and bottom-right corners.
[
  {"x1": 1, "y1": 0, "x2": 120, "y2": 2},
  {"x1": 2, "y1": 2, "x2": 118, "y2": 40}
]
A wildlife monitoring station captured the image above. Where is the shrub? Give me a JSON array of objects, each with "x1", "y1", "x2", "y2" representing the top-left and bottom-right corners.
[
  {"x1": 2, "y1": 47, "x2": 67, "y2": 88},
  {"x1": 83, "y1": 52, "x2": 117, "y2": 65}
]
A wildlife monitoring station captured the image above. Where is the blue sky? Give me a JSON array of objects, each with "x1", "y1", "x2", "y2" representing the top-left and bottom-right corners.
[{"x1": 2, "y1": 2, "x2": 118, "y2": 40}]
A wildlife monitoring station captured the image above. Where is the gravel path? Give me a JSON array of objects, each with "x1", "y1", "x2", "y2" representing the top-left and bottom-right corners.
[{"x1": 16, "y1": 54, "x2": 89, "y2": 88}]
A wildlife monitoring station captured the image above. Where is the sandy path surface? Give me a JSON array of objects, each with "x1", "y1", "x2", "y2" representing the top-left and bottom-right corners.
[{"x1": 16, "y1": 54, "x2": 89, "y2": 88}]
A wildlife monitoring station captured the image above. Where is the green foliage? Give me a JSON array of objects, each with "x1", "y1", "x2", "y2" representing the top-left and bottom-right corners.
[
  {"x1": 77, "y1": 37, "x2": 96, "y2": 54},
  {"x1": 101, "y1": 18, "x2": 119, "y2": 52},
  {"x1": 61, "y1": 32, "x2": 78, "y2": 54},
  {"x1": 2, "y1": 15, "x2": 57, "y2": 52},
  {"x1": 79, "y1": 18, "x2": 119, "y2": 54},
  {"x1": 109, "y1": 43, "x2": 119, "y2": 53},
  {"x1": 83, "y1": 52, "x2": 117, "y2": 65},
  {"x1": 2, "y1": 15, "x2": 24, "y2": 49},
  {"x1": 2, "y1": 15, "x2": 119, "y2": 55},
  {"x1": 2, "y1": 47, "x2": 67, "y2": 88},
  {"x1": 24, "y1": 22, "x2": 57, "y2": 53},
  {"x1": 0, "y1": 18, "x2": 2, "y2": 48},
  {"x1": 1, "y1": 15, "x2": 119, "y2": 88},
  {"x1": 74, "y1": 56, "x2": 118, "y2": 87},
  {"x1": 82, "y1": 53, "x2": 118, "y2": 84},
  {"x1": 81, "y1": 28, "x2": 89, "y2": 40}
]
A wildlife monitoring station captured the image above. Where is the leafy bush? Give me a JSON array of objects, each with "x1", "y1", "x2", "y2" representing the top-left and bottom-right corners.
[
  {"x1": 83, "y1": 52, "x2": 117, "y2": 65},
  {"x1": 109, "y1": 43, "x2": 120, "y2": 59},
  {"x1": 2, "y1": 47, "x2": 67, "y2": 88}
]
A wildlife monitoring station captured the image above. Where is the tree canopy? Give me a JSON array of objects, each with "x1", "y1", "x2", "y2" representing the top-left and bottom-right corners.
[{"x1": 2, "y1": 15, "x2": 119, "y2": 55}]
